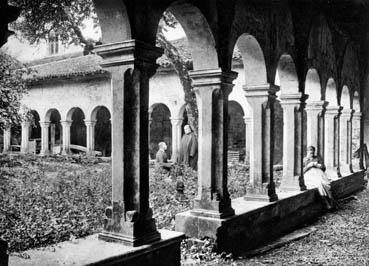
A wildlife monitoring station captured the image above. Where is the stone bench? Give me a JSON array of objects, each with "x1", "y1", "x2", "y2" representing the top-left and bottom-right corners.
[
  {"x1": 8, "y1": 230, "x2": 184, "y2": 266},
  {"x1": 176, "y1": 170, "x2": 366, "y2": 255}
]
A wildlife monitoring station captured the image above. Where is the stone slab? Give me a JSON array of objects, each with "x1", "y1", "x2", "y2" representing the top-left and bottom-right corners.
[
  {"x1": 9, "y1": 230, "x2": 184, "y2": 266},
  {"x1": 331, "y1": 171, "x2": 366, "y2": 199},
  {"x1": 176, "y1": 171, "x2": 366, "y2": 255}
]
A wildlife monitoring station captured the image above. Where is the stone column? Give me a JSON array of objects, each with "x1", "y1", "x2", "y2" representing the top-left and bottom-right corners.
[
  {"x1": 305, "y1": 101, "x2": 327, "y2": 158},
  {"x1": 244, "y1": 84, "x2": 278, "y2": 201},
  {"x1": 148, "y1": 111, "x2": 153, "y2": 159},
  {"x1": 95, "y1": 40, "x2": 163, "y2": 246},
  {"x1": 352, "y1": 112, "x2": 362, "y2": 171},
  {"x1": 50, "y1": 124, "x2": 56, "y2": 154},
  {"x1": 279, "y1": 93, "x2": 304, "y2": 191},
  {"x1": 324, "y1": 106, "x2": 342, "y2": 179},
  {"x1": 188, "y1": 69, "x2": 237, "y2": 218},
  {"x1": 339, "y1": 109, "x2": 354, "y2": 175},
  {"x1": 40, "y1": 122, "x2": 50, "y2": 156},
  {"x1": 85, "y1": 120, "x2": 96, "y2": 156},
  {"x1": 3, "y1": 127, "x2": 11, "y2": 153},
  {"x1": 20, "y1": 121, "x2": 30, "y2": 153},
  {"x1": 170, "y1": 118, "x2": 183, "y2": 162},
  {"x1": 61, "y1": 121, "x2": 72, "y2": 155},
  {"x1": 243, "y1": 116, "x2": 252, "y2": 163}
]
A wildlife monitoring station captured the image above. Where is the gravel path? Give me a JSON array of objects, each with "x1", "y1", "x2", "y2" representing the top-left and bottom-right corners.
[{"x1": 238, "y1": 187, "x2": 369, "y2": 265}]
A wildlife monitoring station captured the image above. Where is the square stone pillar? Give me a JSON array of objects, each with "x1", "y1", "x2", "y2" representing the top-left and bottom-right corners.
[
  {"x1": 95, "y1": 40, "x2": 163, "y2": 246},
  {"x1": 40, "y1": 122, "x2": 50, "y2": 156},
  {"x1": 243, "y1": 116, "x2": 252, "y2": 162},
  {"x1": 21, "y1": 121, "x2": 30, "y2": 154},
  {"x1": 339, "y1": 109, "x2": 354, "y2": 175},
  {"x1": 352, "y1": 112, "x2": 362, "y2": 171},
  {"x1": 279, "y1": 93, "x2": 305, "y2": 191},
  {"x1": 3, "y1": 127, "x2": 11, "y2": 153},
  {"x1": 189, "y1": 69, "x2": 237, "y2": 218},
  {"x1": 85, "y1": 120, "x2": 96, "y2": 156},
  {"x1": 61, "y1": 121, "x2": 72, "y2": 155},
  {"x1": 305, "y1": 101, "x2": 327, "y2": 158},
  {"x1": 324, "y1": 106, "x2": 342, "y2": 179},
  {"x1": 243, "y1": 84, "x2": 278, "y2": 202},
  {"x1": 170, "y1": 118, "x2": 183, "y2": 162}
]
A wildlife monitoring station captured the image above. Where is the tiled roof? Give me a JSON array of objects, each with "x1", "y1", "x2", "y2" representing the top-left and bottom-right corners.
[
  {"x1": 28, "y1": 54, "x2": 107, "y2": 82},
  {"x1": 27, "y1": 37, "x2": 243, "y2": 81}
]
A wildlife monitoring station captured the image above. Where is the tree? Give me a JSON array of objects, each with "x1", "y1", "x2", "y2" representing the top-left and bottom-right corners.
[
  {"x1": 156, "y1": 12, "x2": 198, "y2": 134},
  {"x1": 10, "y1": 0, "x2": 98, "y2": 54},
  {"x1": 0, "y1": 50, "x2": 32, "y2": 129},
  {"x1": 10, "y1": 1, "x2": 198, "y2": 132}
]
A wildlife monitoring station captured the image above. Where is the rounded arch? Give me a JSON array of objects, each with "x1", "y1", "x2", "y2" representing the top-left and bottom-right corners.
[
  {"x1": 90, "y1": 105, "x2": 112, "y2": 122},
  {"x1": 340, "y1": 85, "x2": 351, "y2": 109},
  {"x1": 325, "y1": 78, "x2": 338, "y2": 105},
  {"x1": 68, "y1": 107, "x2": 86, "y2": 148},
  {"x1": 275, "y1": 54, "x2": 299, "y2": 94},
  {"x1": 305, "y1": 68, "x2": 322, "y2": 102},
  {"x1": 45, "y1": 108, "x2": 61, "y2": 123},
  {"x1": 176, "y1": 103, "x2": 187, "y2": 120},
  {"x1": 353, "y1": 91, "x2": 360, "y2": 112},
  {"x1": 164, "y1": 2, "x2": 218, "y2": 70},
  {"x1": 233, "y1": 33, "x2": 267, "y2": 86},
  {"x1": 92, "y1": 106, "x2": 112, "y2": 157},
  {"x1": 228, "y1": 101, "x2": 246, "y2": 159},
  {"x1": 149, "y1": 103, "x2": 172, "y2": 159},
  {"x1": 66, "y1": 107, "x2": 86, "y2": 122},
  {"x1": 92, "y1": 0, "x2": 131, "y2": 43},
  {"x1": 30, "y1": 110, "x2": 41, "y2": 140}
]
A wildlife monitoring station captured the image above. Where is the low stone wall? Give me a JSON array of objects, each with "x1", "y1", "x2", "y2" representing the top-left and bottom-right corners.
[
  {"x1": 331, "y1": 171, "x2": 366, "y2": 199},
  {"x1": 9, "y1": 230, "x2": 184, "y2": 266},
  {"x1": 176, "y1": 171, "x2": 366, "y2": 255}
]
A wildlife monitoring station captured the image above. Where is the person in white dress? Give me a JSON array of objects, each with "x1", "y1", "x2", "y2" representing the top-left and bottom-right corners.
[{"x1": 303, "y1": 146, "x2": 335, "y2": 209}]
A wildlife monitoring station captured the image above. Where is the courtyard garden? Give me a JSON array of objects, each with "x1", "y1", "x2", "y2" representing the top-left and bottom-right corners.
[{"x1": 2, "y1": 154, "x2": 369, "y2": 265}]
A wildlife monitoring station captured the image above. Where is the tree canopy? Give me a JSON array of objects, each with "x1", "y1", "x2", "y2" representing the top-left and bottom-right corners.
[
  {"x1": 0, "y1": 51, "x2": 32, "y2": 129},
  {"x1": 9, "y1": 1, "x2": 199, "y2": 132}
]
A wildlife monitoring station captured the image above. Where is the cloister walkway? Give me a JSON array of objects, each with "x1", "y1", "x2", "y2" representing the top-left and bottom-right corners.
[{"x1": 228, "y1": 188, "x2": 369, "y2": 265}]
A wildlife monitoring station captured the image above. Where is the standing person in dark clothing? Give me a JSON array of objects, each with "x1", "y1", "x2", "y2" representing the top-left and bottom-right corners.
[{"x1": 178, "y1": 125, "x2": 198, "y2": 170}]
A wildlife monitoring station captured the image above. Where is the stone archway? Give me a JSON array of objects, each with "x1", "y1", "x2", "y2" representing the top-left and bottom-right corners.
[
  {"x1": 67, "y1": 107, "x2": 86, "y2": 151},
  {"x1": 305, "y1": 68, "x2": 324, "y2": 159},
  {"x1": 228, "y1": 100, "x2": 246, "y2": 161},
  {"x1": 149, "y1": 103, "x2": 172, "y2": 159},
  {"x1": 275, "y1": 54, "x2": 302, "y2": 190},
  {"x1": 91, "y1": 106, "x2": 111, "y2": 157}
]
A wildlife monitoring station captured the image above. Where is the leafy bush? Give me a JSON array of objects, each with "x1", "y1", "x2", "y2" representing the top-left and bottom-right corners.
[{"x1": 1, "y1": 154, "x2": 255, "y2": 253}]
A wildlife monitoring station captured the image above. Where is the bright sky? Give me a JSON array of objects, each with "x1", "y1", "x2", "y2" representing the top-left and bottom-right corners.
[{"x1": 1, "y1": 18, "x2": 186, "y2": 62}]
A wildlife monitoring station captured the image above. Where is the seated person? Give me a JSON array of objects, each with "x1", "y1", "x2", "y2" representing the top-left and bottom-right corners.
[
  {"x1": 155, "y1": 142, "x2": 173, "y2": 172},
  {"x1": 303, "y1": 146, "x2": 335, "y2": 209}
]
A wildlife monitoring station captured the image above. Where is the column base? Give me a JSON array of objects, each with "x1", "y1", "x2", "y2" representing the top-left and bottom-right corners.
[
  {"x1": 244, "y1": 185, "x2": 278, "y2": 202},
  {"x1": 100, "y1": 206, "x2": 161, "y2": 247},
  {"x1": 192, "y1": 198, "x2": 235, "y2": 219},
  {"x1": 99, "y1": 228, "x2": 161, "y2": 247}
]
